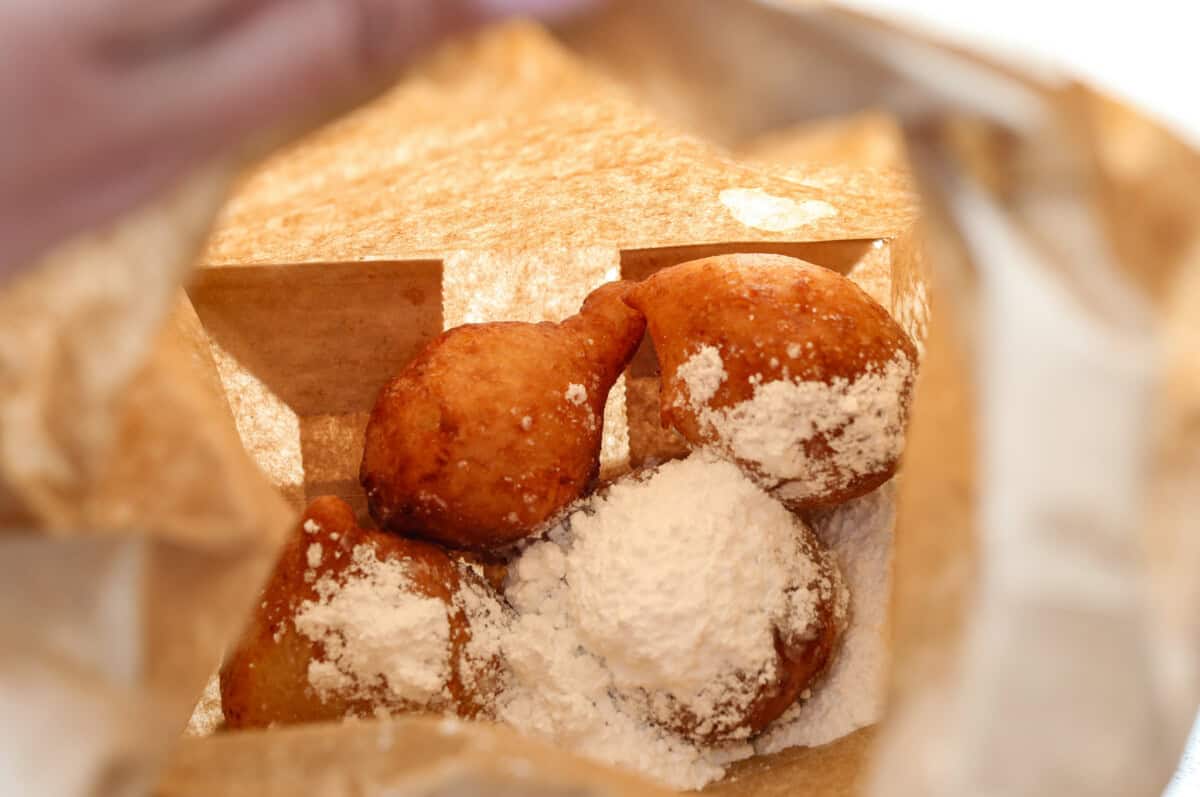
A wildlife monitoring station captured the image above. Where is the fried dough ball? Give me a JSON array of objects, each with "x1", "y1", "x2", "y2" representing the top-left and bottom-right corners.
[
  {"x1": 361, "y1": 281, "x2": 645, "y2": 549},
  {"x1": 625, "y1": 254, "x2": 917, "y2": 510},
  {"x1": 542, "y1": 454, "x2": 846, "y2": 745},
  {"x1": 220, "y1": 496, "x2": 508, "y2": 729}
]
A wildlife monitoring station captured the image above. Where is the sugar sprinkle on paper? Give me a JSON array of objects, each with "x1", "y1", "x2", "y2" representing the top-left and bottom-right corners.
[{"x1": 719, "y1": 188, "x2": 838, "y2": 232}]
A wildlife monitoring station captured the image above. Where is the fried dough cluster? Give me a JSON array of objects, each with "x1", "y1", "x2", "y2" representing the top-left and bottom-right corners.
[{"x1": 221, "y1": 253, "x2": 918, "y2": 744}]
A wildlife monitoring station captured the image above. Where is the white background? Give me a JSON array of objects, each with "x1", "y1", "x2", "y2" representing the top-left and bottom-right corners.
[{"x1": 839, "y1": 0, "x2": 1200, "y2": 146}]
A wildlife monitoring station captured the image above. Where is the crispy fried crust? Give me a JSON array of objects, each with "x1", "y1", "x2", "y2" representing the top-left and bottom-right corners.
[{"x1": 360, "y1": 281, "x2": 645, "y2": 549}]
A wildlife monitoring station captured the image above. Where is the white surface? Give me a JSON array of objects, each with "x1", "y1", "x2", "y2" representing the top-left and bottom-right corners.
[
  {"x1": 1165, "y1": 714, "x2": 1200, "y2": 797},
  {"x1": 838, "y1": 0, "x2": 1200, "y2": 146}
]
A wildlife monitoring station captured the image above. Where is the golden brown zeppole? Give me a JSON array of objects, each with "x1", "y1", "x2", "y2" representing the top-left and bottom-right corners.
[
  {"x1": 360, "y1": 281, "x2": 645, "y2": 549},
  {"x1": 626, "y1": 253, "x2": 917, "y2": 510}
]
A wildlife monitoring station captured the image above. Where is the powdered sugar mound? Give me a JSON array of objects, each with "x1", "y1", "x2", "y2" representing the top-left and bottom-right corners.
[
  {"x1": 756, "y1": 482, "x2": 896, "y2": 753},
  {"x1": 499, "y1": 452, "x2": 841, "y2": 789},
  {"x1": 500, "y1": 531, "x2": 738, "y2": 789},
  {"x1": 676, "y1": 346, "x2": 913, "y2": 502},
  {"x1": 294, "y1": 545, "x2": 450, "y2": 705}
]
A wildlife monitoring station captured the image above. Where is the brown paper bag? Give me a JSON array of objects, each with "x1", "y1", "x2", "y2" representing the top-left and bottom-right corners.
[
  {"x1": 167, "y1": 20, "x2": 925, "y2": 795},
  {"x1": 0, "y1": 166, "x2": 295, "y2": 795},
  {"x1": 3, "y1": 4, "x2": 1196, "y2": 796}
]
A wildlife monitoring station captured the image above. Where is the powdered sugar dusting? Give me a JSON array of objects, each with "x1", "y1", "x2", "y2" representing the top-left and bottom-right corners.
[
  {"x1": 675, "y1": 344, "x2": 727, "y2": 407},
  {"x1": 500, "y1": 597, "x2": 734, "y2": 789},
  {"x1": 565, "y1": 383, "x2": 588, "y2": 405},
  {"x1": 294, "y1": 545, "x2": 451, "y2": 706},
  {"x1": 567, "y1": 455, "x2": 828, "y2": 739},
  {"x1": 676, "y1": 347, "x2": 913, "y2": 501},
  {"x1": 453, "y1": 572, "x2": 510, "y2": 699},
  {"x1": 757, "y1": 483, "x2": 896, "y2": 752},
  {"x1": 498, "y1": 453, "x2": 843, "y2": 789}
]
